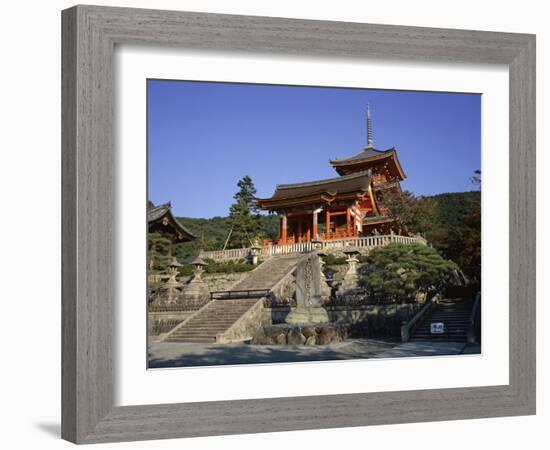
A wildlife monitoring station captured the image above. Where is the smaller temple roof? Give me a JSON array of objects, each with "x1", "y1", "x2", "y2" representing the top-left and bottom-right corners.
[
  {"x1": 330, "y1": 146, "x2": 394, "y2": 164},
  {"x1": 257, "y1": 171, "x2": 372, "y2": 210},
  {"x1": 329, "y1": 146, "x2": 406, "y2": 180},
  {"x1": 148, "y1": 202, "x2": 197, "y2": 242}
]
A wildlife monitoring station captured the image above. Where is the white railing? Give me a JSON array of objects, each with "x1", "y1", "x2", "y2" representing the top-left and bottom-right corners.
[
  {"x1": 199, "y1": 234, "x2": 427, "y2": 262},
  {"x1": 264, "y1": 241, "x2": 316, "y2": 256},
  {"x1": 198, "y1": 247, "x2": 250, "y2": 261}
]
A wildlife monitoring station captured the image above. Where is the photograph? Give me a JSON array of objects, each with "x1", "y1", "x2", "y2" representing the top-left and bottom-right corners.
[
  {"x1": 1, "y1": 0, "x2": 541, "y2": 447},
  {"x1": 146, "y1": 80, "x2": 482, "y2": 368}
]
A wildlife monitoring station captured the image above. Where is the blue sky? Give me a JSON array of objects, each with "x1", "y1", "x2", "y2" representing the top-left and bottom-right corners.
[{"x1": 148, "y1": 80, "x2": 480, "y2": 218}]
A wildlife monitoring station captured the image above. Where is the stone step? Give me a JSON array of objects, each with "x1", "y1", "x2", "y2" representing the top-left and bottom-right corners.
[
  {"x1": 166, "y1": 337, "x2": 217, "y2": 343},
  {"x1": 174, "y1": 324, "x2": 232, "y2": 334},
  {"x1": 230, "y1": 255, "x2": 298, "y2": 290},
  {"x1": 410, "y1": 299, "x2": 475, "y2": 342},
  {"x1": 164, "y1": 255, "x2": 300, "y2": 342},
  {"x1": 431, "y1": 313, "x2": 470, "y2": 316},
  {"x1": 187, "y1": 318, "x2": 241, "y2": 322},
  {"x1": 164, "y1": 298, "x2": 262, "y2": 342},
  {"x1": 412, "y1": 332, "x2": 467, "y2": 337},
  {"x1": 167, "y1": 330, "x2": 218, "y2": 336},
  {"x1": 171, "y1": 328, "x2": 231, "y2": 334},
  {"x1": 187, "y1": 314, "x2": 245, "y2": 319}
]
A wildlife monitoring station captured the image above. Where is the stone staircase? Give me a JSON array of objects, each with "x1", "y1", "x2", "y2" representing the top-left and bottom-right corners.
[
  {"x1": 164, "y1": 299, "x2": 259, "y2": 343},
  {"x1": 410, "y1": 298, "x2": 473, "y2": 342},
  {"x1": 164, "y1": 254, "x2": 299, "y2": 343},
  {"x1": 230, "y1": 253, "x2": 299, "y2": 290}
]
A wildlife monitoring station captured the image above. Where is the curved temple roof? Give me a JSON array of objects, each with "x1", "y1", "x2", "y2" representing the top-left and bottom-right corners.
[
  {"x1": 257, "y1": 170, "x2": 372, "y2": 209},
  {"x1": 148, "y1": 202, "x2": 197, "y2": 242},
  {"x1": 330, "y1": 146, "x2": 406, "y2": 180},
  {"x1": 330, "y1": 146, "x2": 393, "y2": 163}
]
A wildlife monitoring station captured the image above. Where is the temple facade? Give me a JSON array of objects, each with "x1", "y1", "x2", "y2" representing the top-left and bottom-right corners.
[{"x1": 257, "y1": 107, "x2": 407, "y2": 244}]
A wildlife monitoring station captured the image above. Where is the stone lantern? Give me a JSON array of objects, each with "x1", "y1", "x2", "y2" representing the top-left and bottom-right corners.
[
  {"x1": 249, "y1": 243, "x2": 262, "y2": 265},
  {"x1": 311, "y1": 238, "x2": 324, "y2": 251},
  {"x1": 188, "y1": 255, "x2": 207, "y2": 280},
  {"x1": 339, "y1": 247, "x2": 361, "y2": 295},
  {"x1": 181, "y1": 256, "x2": 210, "y2": 309},
  {"x1": 162, "y1": 257, "x2": 184, "y2": 305}
]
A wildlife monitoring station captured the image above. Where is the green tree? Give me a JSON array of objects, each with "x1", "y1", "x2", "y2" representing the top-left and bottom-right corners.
[
  {"x1": 381, "y1": 189, "x2": 439, "y2": 238},
  {"x1": 436, "y1": 206, "x2": 481, "y2": 285},
  {"x1": 227, "y1": 175, "x2": 263, "y2": 248},
  {"x1": 359, "y1": 243, "x2": 458, "y2": 303},
  {"x1": 147, "y1": 232, "x2": 172, "y2": 271}
]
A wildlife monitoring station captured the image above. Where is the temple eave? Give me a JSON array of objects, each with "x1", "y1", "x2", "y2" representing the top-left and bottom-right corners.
[{"x1": 257, "y1": 189, "x2": 369, "y2": 211}]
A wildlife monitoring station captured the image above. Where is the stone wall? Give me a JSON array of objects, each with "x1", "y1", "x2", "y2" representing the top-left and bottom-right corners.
[
  {"x1": 267, "y1": 268, "x2": 296, "y2": 305},
  {"x1": 264, "y1": 303, "x2": 422, "y2": 338},
  {"x1": 148, "y1": 311, "x2": 194, "y2": 337},
  {"x1": 217, "y1": 299, "x2": 268, "y2": 344},
  {"x1": 202, "y1": 272, "x2": 249, "y2": 292}
]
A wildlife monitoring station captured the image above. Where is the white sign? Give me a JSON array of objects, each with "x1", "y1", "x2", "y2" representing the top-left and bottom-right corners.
[{"x1": 431, "y1": 322, "x2": 445, "y2": 335}]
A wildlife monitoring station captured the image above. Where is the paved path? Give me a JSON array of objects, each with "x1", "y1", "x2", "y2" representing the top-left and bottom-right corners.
[
  {"x1": 149, "y1": 338, "x2": 400, "y2": 368},
  {"x1": 373, "y1": 340, "x2": 467, "y2": 359},
  {"x1": 148, "y1": 337, "x2": 480, "y2": 368}
]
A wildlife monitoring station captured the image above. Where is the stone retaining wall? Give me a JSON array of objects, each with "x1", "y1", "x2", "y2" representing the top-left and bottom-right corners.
[
  {"x1": 148, "y1": 311, "x2": 194, "y2": 336},
  {"x1": 264, "y1": 303, "x2": 422, "y2": 338},
  {"x1": 203, "y1": 272, "x2": 249, "y2": 292},
  {"x1": 177, "y1": 272, "x2": 250, "y2": 292},
  {"x1": 216, "y1": 299, "x2": 268, "y2": 344}
]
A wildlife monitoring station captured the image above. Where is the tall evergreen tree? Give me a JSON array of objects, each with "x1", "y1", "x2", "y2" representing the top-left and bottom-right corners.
[
  {"x1": 381, "y1": 189, "x2": 439, "y2": 238},
  {"x1": 228, "y1": 175, "x2": 263, "y2": 248}
]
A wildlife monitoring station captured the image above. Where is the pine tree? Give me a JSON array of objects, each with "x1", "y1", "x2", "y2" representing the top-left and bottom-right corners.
[
  {"x1": 228, "y1": 176, "x2": 263, "y2": 248},
  {"x1": 359, "y1": 243, "x2": 458, "y2": 303}
]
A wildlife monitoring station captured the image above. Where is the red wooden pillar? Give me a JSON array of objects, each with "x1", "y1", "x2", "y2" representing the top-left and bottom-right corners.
[
  {"x1": 280, "y1": 215, "x2": 287, "y2": 244},
  {"x1": 326, "y1": 210, "x2": 331, "y2": 240},
  {"x1": 346, "y1": 207, "x2": 351, "y2": 236},
  {"x1": 297, "y1": 216, "x2": 302, "y2": 243},
  {"x1": 313, "y1": 210, "x2": 319, "y2": 239}
]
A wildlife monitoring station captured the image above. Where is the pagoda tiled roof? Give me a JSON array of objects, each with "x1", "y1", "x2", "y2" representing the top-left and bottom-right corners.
[
  {"x1": 329, "y1": 145, "x2": 406, "y2": 180},
  {"x1": 329, "y1": 145, "x2": 395, "y2": 164}
]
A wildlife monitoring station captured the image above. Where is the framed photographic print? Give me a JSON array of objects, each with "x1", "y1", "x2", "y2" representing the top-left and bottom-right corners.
[{"x1": 62, "y1": 5, "x2": 536, "y2": 444}]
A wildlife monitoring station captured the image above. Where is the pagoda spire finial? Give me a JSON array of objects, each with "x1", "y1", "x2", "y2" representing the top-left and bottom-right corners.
[{"x1": 366, "y1": 104, "x2": 373, "y2": 148}]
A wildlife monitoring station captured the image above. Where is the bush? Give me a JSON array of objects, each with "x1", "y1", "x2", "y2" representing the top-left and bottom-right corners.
[
  {"x1": 322, "y1": 253, "x2": 369, "y2": 267},
  {"x1": 204, "y1": 258, "x2": 260, "y2": 274},
  {"x1": 322, "y1": 254, "x2": 347, "y2": 266},
  {"x1": 360, "y1": 243, "x2": 458, "y2": 304}
]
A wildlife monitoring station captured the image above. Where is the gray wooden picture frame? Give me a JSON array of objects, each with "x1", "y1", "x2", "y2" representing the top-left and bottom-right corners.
[{"x1": 61, "y1": 5, "x2": 536, "y2": 444}]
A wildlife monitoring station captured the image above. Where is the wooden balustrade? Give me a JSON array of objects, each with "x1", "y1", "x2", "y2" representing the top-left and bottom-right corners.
[{"x1": 199, "y1": 234, "x2": 427, "y2": 262}]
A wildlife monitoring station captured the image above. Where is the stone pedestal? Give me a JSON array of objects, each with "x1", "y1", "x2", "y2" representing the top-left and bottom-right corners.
[
  {"x1": 159, "y1": 267, "x2": 183, "y2": 305},
  {"x1": 285, "y1": 252, "x2": 329, "y2": 325},
  {"x1": 181, "y1": 278, "x2": 210, "y2": 309},
  {"x1": 285, "y1": 302, "x2": 330, "y2": 324},
  {"x1": 181, "y1": 259, "x2": 210, "y2": 309}
]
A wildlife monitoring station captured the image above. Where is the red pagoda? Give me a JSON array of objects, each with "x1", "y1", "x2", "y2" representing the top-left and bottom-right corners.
[{"x1": 257, "y1": 106, "x2": 407, "y2": 244}]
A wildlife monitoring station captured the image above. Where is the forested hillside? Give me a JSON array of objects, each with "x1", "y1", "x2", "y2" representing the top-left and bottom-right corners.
[
  {"x1": 430, "y1": 191, "x2": 480, "y2": 227},
  {"x1": 171, "y1": 214, "x2": 279, "y2": 261}
]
